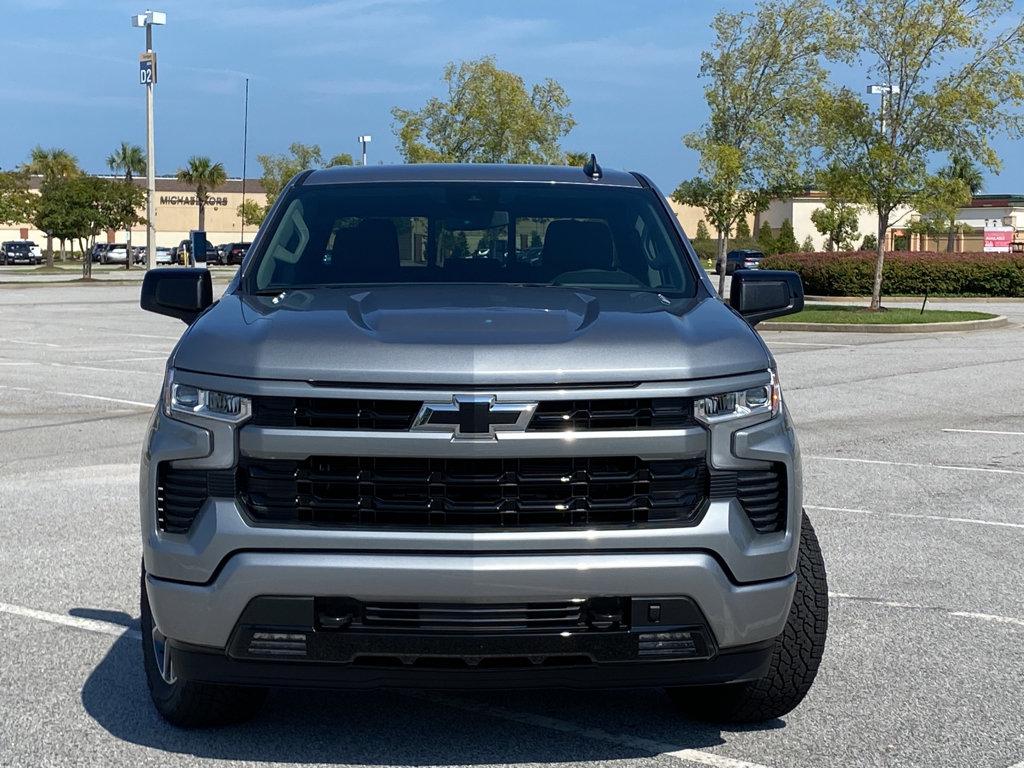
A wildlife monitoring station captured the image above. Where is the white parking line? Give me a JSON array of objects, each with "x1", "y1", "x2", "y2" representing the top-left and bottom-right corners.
[
  {"x1": 91, "y1": 356, "x2": 167, "y2": 363},
  {"x1": 942, "y1": 428, "x2": 1024, "y2": 437},
  {"x1": 412, "y1": 692, "x2": 763, "y2": 768},
  {"x1": 0, "y1": 384, "x2": 152, "y2": 408},
  {"x1": 119, "y1": 333, "x2": 181, "y2": 341},
  {"x1": 766, "y1": 340, "x2": 854, "y2": 348},
  {"x1": 829, "y1": 593, "x2": 1024, "y2": 628},
  {"x1": 806, "y1": 505, "x2": 1024, "y2": 530},
  {"x1": 45, "y1": 362, "x2": 161, "y2": 376},
  {"x1": 0, "y1": 599, "x2": 759, "y2": 768},
  {"x1": 0, "y1": 602, "x2": 141, "y2": 640},
  {"x1": 0, "y1": 338, "x2": 60, "y2": 348},
  {"x1": 805, "y1": 454, "x2": 1024, "y2": 476}
]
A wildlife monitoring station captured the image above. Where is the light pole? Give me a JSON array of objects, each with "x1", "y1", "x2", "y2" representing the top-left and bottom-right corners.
[
  {"x1": 867, "y1": 83, "x2": 899, "y2": 137},
  {"x1": 241, "y1": 77, "x2": 249, "y2": 242},
  {"x1": 358, "y1": 135, "x2": 372, "y2": 166},
  {"x1": 132, "y1": 9, "x2": 166, "y2": 270}
]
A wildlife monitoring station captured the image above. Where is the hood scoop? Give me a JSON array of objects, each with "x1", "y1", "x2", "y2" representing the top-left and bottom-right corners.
[{"x1": 343, "y1": 286, "x2": 600, "y2": 344}]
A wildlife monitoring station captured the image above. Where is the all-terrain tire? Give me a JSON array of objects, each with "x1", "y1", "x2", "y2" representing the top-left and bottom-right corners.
[
  {"x1": 667, "y1": 510, "x2": 828, "y2": 723},
  {"x1": 140, "y1": 566, "x2": 267, "y2": 727}
]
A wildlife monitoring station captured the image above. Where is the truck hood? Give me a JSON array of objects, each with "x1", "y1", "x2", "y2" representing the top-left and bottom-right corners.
[{"x1": 173, "y1": 285, "x2": 770, "y2": 385}]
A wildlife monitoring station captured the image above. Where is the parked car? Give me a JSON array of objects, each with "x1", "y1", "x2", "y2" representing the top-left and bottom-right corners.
[
  {"x1": 102, "y1": 245, "x2": 130, "y2": 265},
  {"x1": 715, "y1": 249, "x2": 764, "y2": 275},
  {"x1": 155, "y1": 247, "x2": 173, "y2": 265},
  {"x1": 91, "y1": 243, "x2": 113, "y2": 263},
  {"x1": 1, "y1": 240, "x2": 42, "y2": 265},
  {"x1": 138, "y1": 161, "x2": 820, "y2": 728},
  {"x1": 214, "y1": 242, "x2": 251, "y2": 266}
]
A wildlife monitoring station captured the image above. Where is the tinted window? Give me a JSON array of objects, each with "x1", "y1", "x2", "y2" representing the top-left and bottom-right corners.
[{"x1": 248, "y1": 183, "x2": 696, "y2": 295}]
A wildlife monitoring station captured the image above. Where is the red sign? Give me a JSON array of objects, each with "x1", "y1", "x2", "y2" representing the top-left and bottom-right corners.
[{"x1": 984, "y1": 227, "x2": 1014, "y2": 252}]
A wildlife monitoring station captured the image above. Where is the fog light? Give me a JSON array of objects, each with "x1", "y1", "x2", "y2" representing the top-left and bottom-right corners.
[{"x1": 637, "y1": 630, "x2": 700, "y2": 657}]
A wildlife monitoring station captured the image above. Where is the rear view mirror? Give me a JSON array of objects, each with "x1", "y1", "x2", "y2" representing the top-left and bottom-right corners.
[
  {"x1": 729, "y1": 269, "x2": 804, "y2": 325},
  {"x1": 141, "y1": 268, "x2": 213, "y2": 324}
]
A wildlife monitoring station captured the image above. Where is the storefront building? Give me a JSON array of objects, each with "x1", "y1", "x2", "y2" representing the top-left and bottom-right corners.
[{"x1": 0, "y1": 176, "x2": 268, "y2": 250}]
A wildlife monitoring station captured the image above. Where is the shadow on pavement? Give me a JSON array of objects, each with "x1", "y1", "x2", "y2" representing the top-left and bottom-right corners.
[
  {"x1": 70, "y1": 608, "x2": 139, "y2": 631},
  {"x1": 79, "y1": 620, "x2": 782, "y2": 765}
]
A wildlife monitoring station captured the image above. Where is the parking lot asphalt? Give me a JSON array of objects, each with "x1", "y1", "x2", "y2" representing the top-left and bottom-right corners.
[{"x1": 0, "y1": 280, "x2": 1022, "y2": 768}]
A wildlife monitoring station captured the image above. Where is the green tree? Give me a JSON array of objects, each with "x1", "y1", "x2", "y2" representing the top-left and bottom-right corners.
[
  {"x1": 0, "y1": 171, "x2": 34, "y2": 228},
  {"x1": 237, "y1": 198, "x2": 265, "y2": 228},
  {"x1": 176, "y1": 156, "x2": 227, "y2": 231},
  {"x1": 391, "y1": 56, "x2": 576, "y2": 164},
  {"x1": 33, "y1": 176, "x2": 116, "y2": 279},
  {"x1": 106, "y1": 142, "x2": 146, "y2": 270},
  {"x1": 734, "y1": 217, "x2": 751, "y2": 238},
  {"x1": 800, "y1": 235, "x2": 816, "y2": 252},
  {"x1": 256, "y1": 143, "x2": 354, "y2": 214},
  {"x1": 564, "y1": 151, "x2": 591, "y2": 166},
  {"x1": 676, "y1": 0, "x2": 832, "y2": 295},
  {"x1": 327, "y1": 152, "x2": 354, "y2": 167},
  {"x1": 22, "y1": 146, "x2": 80, "y2": 266},
  {"x1": 695, "y1": 220, "x2": 711, "y2": 240},
  {"x1": 810, "y1": 163, "x2": 863, "y2": 250},
  {"x1": 757, "y1": 221, "x2": 776, "y2": 254},
  {"x1": 929, "y1": 155, "x2": 983, "y2": 252},
  {"x1": 860, "y1": 233, "x2": 878, "y2": 251},
  {"x1": 775, "y1": 218, "x2": 799, "y2": 254},
  {"x1": 816, "y1": 0, "x2": 1024, "y2": 308},
  {"x1": 810, "y1": 201, "x2": 861, "y2": 250}
]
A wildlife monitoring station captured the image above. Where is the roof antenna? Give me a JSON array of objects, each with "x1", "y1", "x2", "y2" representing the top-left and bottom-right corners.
[{"x1": 582, "y1": 153, "x2": 602, "y2": 180}]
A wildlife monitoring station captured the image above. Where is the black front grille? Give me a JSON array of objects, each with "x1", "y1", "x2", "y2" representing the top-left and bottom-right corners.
[
  {"x1": 359, "y1": 601, "x2": 589, "y2": 632},
  {"x1": 156, "y1": 465, "x2": 236, "y2": 533},
  {"x1": 736, "y1": 465, "x2": 787, "y2": 533},
  {"x1": 529, "y1": 398, "x2": 694, "y2": 430},
  {"x1": 238, "y1": 456, "x2": 707, "y2": 529},
  {"x1": 251, "y1": 396, "x2": 694, "y2": 432},
  {"x1": 252, "y1": 397, "x2": 420, "y2": 430}
]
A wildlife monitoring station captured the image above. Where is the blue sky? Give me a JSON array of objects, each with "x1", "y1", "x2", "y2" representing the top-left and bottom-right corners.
[{"x1": 1, "y1": 0, "x2": 1022, "y2": 194}]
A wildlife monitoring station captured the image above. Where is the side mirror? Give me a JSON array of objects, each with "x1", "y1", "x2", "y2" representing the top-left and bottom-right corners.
[
  {"x1": 729, "y1": 269, "x2": 804, "y2": 325},
  {"x1": 141, "y1": 268, "x2": 212, "y2": 324}
]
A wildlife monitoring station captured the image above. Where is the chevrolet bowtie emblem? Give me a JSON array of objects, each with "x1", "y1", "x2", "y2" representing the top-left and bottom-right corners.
[{"x1": 412, "y1": 395, "x2": 537, "y2": 438}]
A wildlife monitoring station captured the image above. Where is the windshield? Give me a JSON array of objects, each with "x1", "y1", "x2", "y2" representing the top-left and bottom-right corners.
[
  {"x1": 246, "y1": 182, "x2": 698, "y2": 296},
  {"x1": 6, "y1": 243, "x2": 30, "y2": 251}
]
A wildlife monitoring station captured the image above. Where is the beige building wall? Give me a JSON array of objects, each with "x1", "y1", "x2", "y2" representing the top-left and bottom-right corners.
[
  {"x1": 664, "y1": 198, "x2": 756, "y2": 239},
  {"x1": 758, "y1": 193, "x2": 914, "y2": 251},
  {"x1": 0, "y1": 176, "x2": 268, "y2": 250}
]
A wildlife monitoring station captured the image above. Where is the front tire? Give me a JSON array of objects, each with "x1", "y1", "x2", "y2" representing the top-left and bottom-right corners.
[
  {"x1": 667, "y1": 511, "x2": 828, "y2": 723},
  {"x1": 141, "y1": 566, "x2": 267, "y2": 727}
]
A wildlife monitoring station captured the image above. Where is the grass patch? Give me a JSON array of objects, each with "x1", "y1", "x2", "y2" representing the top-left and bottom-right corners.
[{"x1": 780, "y1": 304, "x2": 996, "y2": 324}]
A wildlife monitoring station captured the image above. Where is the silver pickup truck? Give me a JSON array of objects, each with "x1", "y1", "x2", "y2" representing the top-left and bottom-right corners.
[{"x1": 138, "y1": 160, "x2": 827, "y2": 727}]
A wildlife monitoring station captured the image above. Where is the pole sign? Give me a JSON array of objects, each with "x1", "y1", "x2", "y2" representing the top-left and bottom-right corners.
[{"x1": 139, "y1": 52, "x2": 157, "y2": 85}]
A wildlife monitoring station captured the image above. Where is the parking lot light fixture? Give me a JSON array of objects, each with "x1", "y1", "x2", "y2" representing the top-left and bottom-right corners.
[
  {"x1": 867, "y1": 83, "x2": 899, "y2": 136},
  {"x1": 132, "y1": 10, "x2": 166, "y2": 270}
]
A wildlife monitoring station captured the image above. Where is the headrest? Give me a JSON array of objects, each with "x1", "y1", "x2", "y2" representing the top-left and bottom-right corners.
[
  {"x1": 333, "y1": 218, "x2": 400, "y2": 281},
  {"x1": 541, "y1": 220, "x2": 614, "y2": 274}
]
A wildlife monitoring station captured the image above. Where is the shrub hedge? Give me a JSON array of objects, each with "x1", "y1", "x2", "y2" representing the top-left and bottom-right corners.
[{"x1": 760, "y1": 251, "x2": 1024, "y2": 297}]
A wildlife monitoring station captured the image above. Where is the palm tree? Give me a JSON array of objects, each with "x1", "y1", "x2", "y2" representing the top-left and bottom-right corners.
[
  {"x1": 176, "y1": 156, "x2": 227, "y2": 232},
  {"x1": 107, "y1": 142, "x2": 146, "y2": 182},
  {"x1": 22, "y1": 146, "x2": 79, "y2": 180},
  {"x1": 107, "y1": 143, "x2": 146, "y2": 270},
  {"x1": 22, "y1": 146, "x2": 80, "y2": 266},
  {"x1": 942, "y1": 155, "x2": 983, "y2": 252}
]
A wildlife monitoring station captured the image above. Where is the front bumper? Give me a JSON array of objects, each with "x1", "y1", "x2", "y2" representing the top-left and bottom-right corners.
[
  {"x1": 146, "y1": 551, "x2": 795, "y2": 650},
  {"x1": 141, "y1": 375, "x2": 802, "y2": 682}
]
